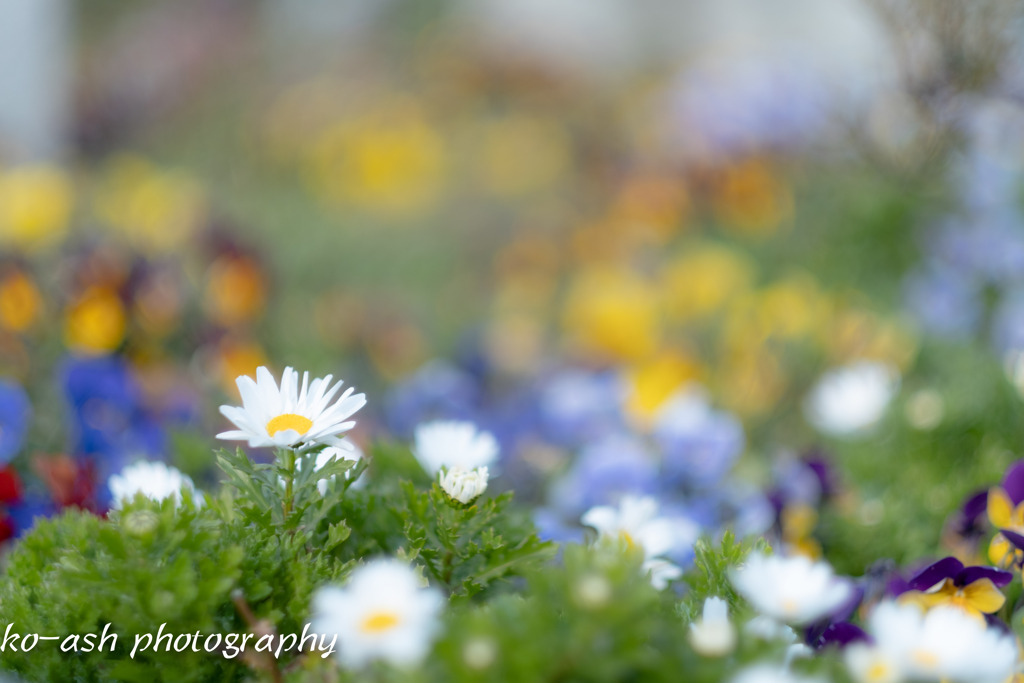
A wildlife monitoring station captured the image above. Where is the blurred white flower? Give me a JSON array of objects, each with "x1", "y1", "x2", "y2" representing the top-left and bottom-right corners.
[
  {"x1": 218, "y1": 366, "x2": 365, "y2": 450},
  {"x1": 689, "y1": 596, "x2": 737, "y2": 657},
  {"x1": 730, "y1": 553, "x2": 852, "y2": 625},
  {"x1": 744, "y1": 615, "x2": 797, "y2": 643},
  {"x1": 844, "y1": 642, "x2": 901, "y2": 683},
  {"x1": 804, "y1": 361, "x2": 899, "y2": 437},
  {"x1": 312, "y1": 558, "x2": 444, "y2": 669},
  {"x1": 439, "y1": 466, "x2": 489, "y2": 504},
  {"x1": 729, "y1": 664, "x2": 825, "y2": 683},
  {"x1": 857, "y1": 601, "x2": 1018, "y2": 683},
  {"x1": 304, "y1": 444, "x2": 365, "y2": 495},
  {"x1": 108, "y1": 460, "x2": 199, "y2": 508},
  {"x1": 413, "y1": 420, "x2": 499, "y2": 475},
  {"x1": 582, "y1": 495, "x2": 697, "y2": 589}
]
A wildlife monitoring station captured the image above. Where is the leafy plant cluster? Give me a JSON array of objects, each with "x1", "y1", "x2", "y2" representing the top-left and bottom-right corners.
[
  {"x1": 0, "y1": 432, "x2": 845, "y2": 683},
  {"x1": 0, "y1": 442, "x2": 550, "y2": 682}
]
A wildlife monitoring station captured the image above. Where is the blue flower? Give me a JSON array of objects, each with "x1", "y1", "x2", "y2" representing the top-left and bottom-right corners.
[
  {"x1": 652, "y1": 389, "x2": 743, "y2": 490},
  {"x1": 549, "y1": 432, "x2": 659, "y2": 516},
  {"x1": 385, "y1": 361, "x2": 481, "y2": 438},
  {"x1": 0, "y1": 380, "x2": 31, "y2": 464},
  {"x1": 903, "y1": 266, "x2": 981, "y2": 339},
  {"x1": 536, "y1": 369, "x2": 624, "y2": 447}
]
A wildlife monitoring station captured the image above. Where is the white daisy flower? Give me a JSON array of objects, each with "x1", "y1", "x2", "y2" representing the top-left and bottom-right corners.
[
  {"x1": 804, "y1": 360, "x2": 899, "y2": 438},
  {"x1": 439, "y1": 466, "x2": 489, "y2": 504},
  {"x1": 413, "y1": 420, "x2": 499, "y2": 475},
  {"x1": 689, "y1": 596, "x2": 737, "y2": 657},
  {"x1": 217, "y1": 366, "x2": 366, "y2": 451},
  {"x1": 730, "y1": 552, "x2": 852, "y2": 625},
  {"x1": 312, "y1": 558, "x2": 444, "y2": 669},
  {"x1": 582, "y1": 495, "x2": 697, "y2": 590},
  {"x1": 108, "y1": 460, "x2": 200, "y2": 508},
  {"x1": 860, "y1": 601, "x2": 1018, "y2": 683}
]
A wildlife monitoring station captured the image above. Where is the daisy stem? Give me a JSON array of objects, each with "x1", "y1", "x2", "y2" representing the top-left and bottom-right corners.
[{"x1": 283, "y1": 448, "x2": 296, "y2": 522}]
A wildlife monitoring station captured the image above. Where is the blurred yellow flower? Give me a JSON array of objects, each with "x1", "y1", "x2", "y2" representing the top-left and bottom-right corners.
[
  {"x1": 475, "y1": 115, "x2": 570, "y2": 198},
  {"x1": 712, "y1": 157, "x2": 793, "y2": 237},
  {"x1": 64, "y1": 287, "x2": 126, "y2": 355},
  {"x1": 661, "y1": 243, "x2": 754, "y2": 322},
  {"x1": 203, "y1": 255, "x2": 267, "y2": 328},
  {"x1": 0, "y1": 270, "x2": 42, "y2": 333},
  {"x1": 93, "y1": 155, "x2": 204, "y2": 253},
  {"x1": 781, "y1": 504, "x2": 822, "y2": 560},
  {"x1": 306, "y1": 100, "x2": 446, "y2": 216},
  {"x1": 827, "y1": 307, "x2": 918, "y2": 370},
  {"x1": 624, "y1": 350, "x2": 702, "y2": 423},
  {"x1": 754, "y1": 275, "x2": 828, "y2": 341},
  {"x1": 715, "y1": 347, "x2": 786, "y2": 417},
  {"x1": 0, "y1": 165, "x2": 73, "y2": 251},
  {"x1": 563, "y1": 267, "x2": 660, "y2": 362},
  {"x1": 608, "y1": 173, "x2": 690, "y2": 246},
  {"x1": 213, "y1": 338, "x2": 268, "y2": 397}
]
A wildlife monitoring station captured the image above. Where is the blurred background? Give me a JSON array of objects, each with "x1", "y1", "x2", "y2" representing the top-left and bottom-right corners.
[{"x1": 2, "y1": 0, "x2": 1024, "y2": 572}]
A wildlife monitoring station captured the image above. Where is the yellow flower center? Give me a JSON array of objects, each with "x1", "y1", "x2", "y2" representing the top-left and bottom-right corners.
[
  {"x1": 911, "y1": 649, "x2": 939, "y2": 669},
  {"x1": 866, "y1": 662, "x2": 890, "y2": 682},
  {"x1": 266, "y1": 413, "x2": 313, "y2": 437},
  {"x1": 618, "y1": 531, "x2": 638, "y2": 551},
  {"x1": 360, "y1": 610, "x2": 401, "y2": 634}
]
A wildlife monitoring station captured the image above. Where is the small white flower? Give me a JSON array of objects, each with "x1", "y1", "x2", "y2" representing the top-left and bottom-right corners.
[
  {"x1": 804, "y1": 360, "x2": 899, "y2": 437},
  {"x1": 108, "y1": 460, "x2": 199, "y2": 508},
  {"x1": 439, "y1": 466, "x2": 489, "y2": 504},
  {"x1": 730, "y1": 553, "x2": 852, "y2": 625},
  {"x1": 312, "y1": 558, "x2": 444, "y2": 669},
  {"x1": 743, "y1": 615, "x2": 798, "y2": 643},
  {"x1": 581, "y1": 495, "x2": 697, "y2": 589},
  {"x1": 729, "y1": 664, "x2": 825, "y2": 683},
  {"x1": 861, "y1": 601, "x2": 1018, "y2": 683},
  {"x1": 413, "y1": 420, "x2": 499, "y2": 475},
  {"x1": 218, "y1": 366, "x2": 366, "y2": 451},
  {"x1": 844, "y1": 643, "x2": 901, "y2": 683},
  {"x1": 689, "y1": 597, "x2": 737, "y2": 657}
]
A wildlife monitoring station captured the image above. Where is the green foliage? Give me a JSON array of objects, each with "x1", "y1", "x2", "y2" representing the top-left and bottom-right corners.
[
  {"x1": 0, "y1": 501, "x2": 245, "y2": 682},
  {"x1": 396, "y1": 482, "x2": 555, "y2": 598},
  {"x1": 681, "y1": 531, "x2": 771, "y2": 623},
  {"x1": 0, "y1": 440, "x2": 559, "y2": 682}
]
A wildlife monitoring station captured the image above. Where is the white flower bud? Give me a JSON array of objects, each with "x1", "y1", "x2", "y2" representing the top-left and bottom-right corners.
[
  {"x1": 439, "y1": 466, "x2": 489, "y2": 504},
  {"x1": 689, "y1": 597, "x2": 737, "y2": 657}
]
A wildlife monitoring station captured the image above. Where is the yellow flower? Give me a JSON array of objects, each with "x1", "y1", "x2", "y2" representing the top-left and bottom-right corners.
[
  {"x1": 754, "y1": 275, "x2": 828, "y2": 341},
  {"x1": 563, "y1": 267, "x2": 660, "y2": 362},
  {"x1": 827, "y1": 307, "x2": 918, "y2": 370},
  {"x1": 624, "y1": 350, "x2": 701, "y2": 422},
  {"x1": 661, "y1": 244, "x2": 753, "y2": 321},
  {"x1": 93, "y1": 155, "x2": 204, "y2": 253},
  {"x1": 607, "y1": 173, "x2": 690, "y2": 247},
  {"x1": 474, "y1": 115, "x2": 570, "y2": 198},
  {"x1": 0, "y1": 270, "x2": 42, "y2": 333},
  {"x1": 306, "y1": 99, "x2": 446, "y2": 216},
  {"x1": 987, "y1": 486, "x2": 1024, "y2": 568},
  {"x1": 212, "y1": 338, "x2": 268, "y2": 397},
  {"x1": 0, "y1": 165, "x2": 73, "y2": 251},
  {"x1": 715, "y1": 346, "x2": 786, "y2": 417},
  {"x1": 203, "y1": 255, "x2": 266, "y2": 328},
  {"x1": 781, "y1": 504, "x2": 822, "y2": 560},
  {"x1": 900, "y1": 579, "x2": 1006, "y2": 624},
  {"x1": 64, "y1": 287, "x2": 126, "y2": 355},
  {"x1": 711, "y1": 157, "x2": 793, "y2": 237}
]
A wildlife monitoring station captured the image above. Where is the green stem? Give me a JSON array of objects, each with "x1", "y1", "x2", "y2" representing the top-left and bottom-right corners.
[{"x1": 283, "y1": 449, "x2": 296, "y2": 522}]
